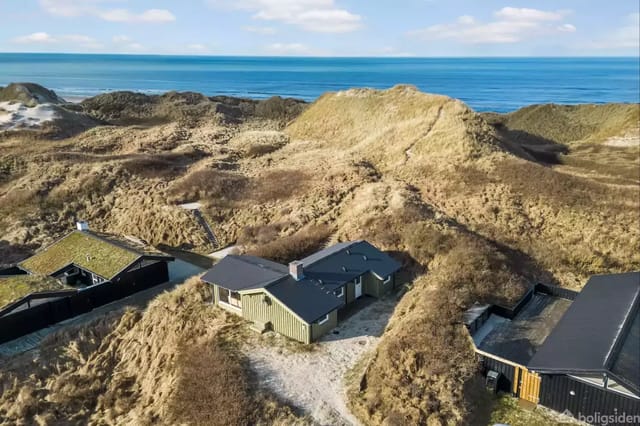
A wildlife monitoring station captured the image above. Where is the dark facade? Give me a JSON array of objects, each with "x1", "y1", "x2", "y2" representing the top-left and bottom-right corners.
[
  {"x1": 539, "y1": 375, "x2": 640, "y2": 425},
  {"x1": 470, "y1": 276, "x2": 640, "y2": 425},
  {"x1": 0, "y1": 260, "x2": 171, "y2": 344}
]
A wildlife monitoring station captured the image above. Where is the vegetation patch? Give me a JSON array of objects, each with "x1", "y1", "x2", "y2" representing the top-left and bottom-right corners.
[
  {"x1": 246, "y1": 225, "x2": 333, "y2": 263},
  {"x1": 20, "y1": 231, "x2": 139, "y2": 279},
  {"x1": 168, "y1": 168, "x2": 249, "y2": 205},
  {"x1": 0, "y1": 275, "x2": 68, "y2": 308}
]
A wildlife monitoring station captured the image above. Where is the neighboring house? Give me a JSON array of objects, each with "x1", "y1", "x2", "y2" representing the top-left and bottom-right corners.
[
  {"x1": 0, "y1": 222, "x2": 176, "y2": 344},
  {"x1": 201, "y1": 240, "x2": 401, "y2": 343},
  {"x1": 466, "y1": 273, "x2": 640, "y2": 424},
  {"x1": 17, "y1": 221, "x2": 174, "y2": 288}
]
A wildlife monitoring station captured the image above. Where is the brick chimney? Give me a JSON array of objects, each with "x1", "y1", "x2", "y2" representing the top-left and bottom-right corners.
[
  {"x1": 289, "y1": 261, "x2": 304, "y2": 281},
  {"x1": 76, "y1": 221, "x2": 89, "y2": 231}
]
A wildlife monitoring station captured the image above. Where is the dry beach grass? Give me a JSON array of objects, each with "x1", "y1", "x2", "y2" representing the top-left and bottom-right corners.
[{"x1": 0, "y1": 84, "x2": 638, "y2": 425}]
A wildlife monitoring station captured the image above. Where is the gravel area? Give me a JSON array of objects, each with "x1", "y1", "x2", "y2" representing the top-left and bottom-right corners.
[{"x1": 245, "y1": 297, "x2": 397, "y2": 426}]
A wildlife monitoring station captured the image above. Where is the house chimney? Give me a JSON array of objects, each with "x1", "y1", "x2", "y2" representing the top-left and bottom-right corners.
[
  {"x1": 289, "y1": 261, "x2": 304, "y2": 281},
  {"x1": 76, "y1": 221, "x2": 89, "y2": 231}
]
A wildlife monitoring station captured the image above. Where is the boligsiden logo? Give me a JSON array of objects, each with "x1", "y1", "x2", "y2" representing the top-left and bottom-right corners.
[{"x1": 565, "y1": 409, "x2": 640, "y2": 425}]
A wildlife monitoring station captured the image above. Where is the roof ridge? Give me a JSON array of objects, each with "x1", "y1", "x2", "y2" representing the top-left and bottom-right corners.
[
  {"x1": 233, "y1": 255, "x2": 288, "y2": 275},
  {"x1": 301, "y1": 240, "x2": 362, "y2": 267},
  {"x1": 84, "y1": 230, "x2": 150, "y2": 257}
]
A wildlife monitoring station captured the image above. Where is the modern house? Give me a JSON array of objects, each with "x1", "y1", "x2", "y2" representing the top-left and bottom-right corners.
[
  {"x1": 17, "y1": 221, "x2": 175, "y2": 287},
  {"x1": 466, "y1": 273, "x2": 640, "y2": 424},
  {"x1": 0, "y1": 222, "x2": 175, "y2": 344},
  {"x1": 201, "y1": 240, "x2": 401, "y2": 343}
]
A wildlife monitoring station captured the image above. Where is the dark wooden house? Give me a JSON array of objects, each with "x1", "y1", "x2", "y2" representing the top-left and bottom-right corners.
[{"x1": 466, "y1": 274, "x2": 640, "y2": 425}]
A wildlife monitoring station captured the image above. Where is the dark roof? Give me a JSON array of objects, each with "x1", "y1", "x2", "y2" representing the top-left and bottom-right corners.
[
  {"x1": 201, "y1": 241, "x2": 401, "y2": 323},
  {"x1": 301, "y1": 241, "x2": 401, "y2": 290},
  {"x1": 201, "y1": 255, "x2": 287, "y2": 291},
  {"x1": 474, "y1": 293, "x2": 572, "y2": 365},
  {"x1": 267, "y1": 276, "x2": 344, "y2": 323},
  {"x1": 528, "y1": 272, "x2": 640, "y2": 391}
]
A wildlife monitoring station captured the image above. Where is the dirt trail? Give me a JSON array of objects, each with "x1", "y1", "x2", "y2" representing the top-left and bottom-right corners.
[{"x1": 245, "y1": 297, "x2": 397, "y2": 426}]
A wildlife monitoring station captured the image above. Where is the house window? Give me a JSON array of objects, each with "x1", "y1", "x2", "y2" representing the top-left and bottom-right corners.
[
  {"x1": 317, "y1": 314, "x2": 330, "y2": 325},
  {"x1": 219, "y1": 287, "x2": 230, "y2": 304},
  {"x1": 334, "y1": 287, "x2": 344, "y2": 298},
  {"x1": 354, "y1": 276, "x2": 362, "y2": 285},
  {"x1": 569, "y1": 374, "x2": 605, "y2": 388},
  {"x1": 229, "y1": 291, "x2": 242, "y2": 308},
  {"x1": 383, "y1": 275, "x2": 392, "y2": 284},
  {"x1": 218, "y1": 288, "x2": 242, "y2": 309},
  {"x1": 606, "y1": 378, "x2": 639, "y2": 399}
]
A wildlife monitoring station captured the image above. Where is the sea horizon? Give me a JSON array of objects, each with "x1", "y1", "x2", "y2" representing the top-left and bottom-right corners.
[{"x1": 1, "y1": 53, "x2": 638, "y2": 112}]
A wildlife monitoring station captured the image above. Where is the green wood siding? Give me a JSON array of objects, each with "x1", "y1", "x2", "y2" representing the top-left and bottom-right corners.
[
  {"x1": 363, "y1": 272, "x2": 379, "y2": 298},
  {"x1": 311, "y1": 310, "x2": 338, "y2": 341},
  {"x1": 362, "y1": 272, "x2": 394, "y2": 298},
  {"x1": 242, "y1": 291, "x2": 311, "y2": 343},
  {"x1": 346, "y1": 280, "x2": 356, "y2": 304}
]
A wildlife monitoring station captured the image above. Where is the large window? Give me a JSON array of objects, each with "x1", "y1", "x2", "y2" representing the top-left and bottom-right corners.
[{"x1": 219, "y1": 288, "x2": 242, "y2": 309}]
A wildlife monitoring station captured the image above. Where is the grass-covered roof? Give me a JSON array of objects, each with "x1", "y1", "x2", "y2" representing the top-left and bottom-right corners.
[
  {"x1": 20, "y1": 231, "x2": 142, "y2": 279},
  {"x1": 0, "y1": 275, "x2": 70, "y2": 308}
]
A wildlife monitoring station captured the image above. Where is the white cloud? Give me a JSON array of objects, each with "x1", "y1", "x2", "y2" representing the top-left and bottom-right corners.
[
  {"x1": 13, "y1": 32, "x2": 57, "y2": 43},
  {"x1": 210, "y1": 0, "x2": 362, "y2": 33},
  {"x1": 410, "y1": 7, "x2": 575, "y2": 44},
  {"x1": 39, "y1": 0, "x2": 175, "y2": 24},
  {"x1": 557, "y1": 24, "x2": 576, "y2": 33},
  {"x1": 587, "y1": 13, "x2": 639, "y2": 50},
  {"x1": 99, "y1": 8, "x2": 176, "y2": 23},
  {"x1": 494, "y1": 7, "x2": 569, "y2": 22},
  {"x1": 266, "y1": 42, "x2": 311, "y2": 54},
  {"x1": 12, "y1": 32, "x2": 101, "y2": 48},
  {"x1": 243, "y1": 26, "x2": 277, "y2": 35}
]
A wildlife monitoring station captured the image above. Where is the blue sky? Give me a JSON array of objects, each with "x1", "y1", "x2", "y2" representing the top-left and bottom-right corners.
[{"x1": 0, "y1": 0, "x2": 638, "y2": 56}]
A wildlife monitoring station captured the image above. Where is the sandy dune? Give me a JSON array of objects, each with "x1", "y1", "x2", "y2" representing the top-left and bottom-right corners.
[{"x1": 0, "y1": 101, "x2": 59, "y2": 130}]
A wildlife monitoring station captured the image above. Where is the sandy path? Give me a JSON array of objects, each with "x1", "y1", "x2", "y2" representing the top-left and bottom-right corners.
[{"x1": 245, "y1": 297, "x2": 397, "y2": 426}]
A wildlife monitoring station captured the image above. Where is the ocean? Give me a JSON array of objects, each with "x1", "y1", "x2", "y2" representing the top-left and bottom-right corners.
[{"x1": 0, "y1": 54, "x2": 638, "y2": 112}]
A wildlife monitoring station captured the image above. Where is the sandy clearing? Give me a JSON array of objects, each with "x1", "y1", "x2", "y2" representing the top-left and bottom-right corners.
[
  {"x1": 245, "y1": 297, "x2": 397, "y2": 426},
  {"x1": 0, "y1": 101, "x2": 59, "y2": 130}
]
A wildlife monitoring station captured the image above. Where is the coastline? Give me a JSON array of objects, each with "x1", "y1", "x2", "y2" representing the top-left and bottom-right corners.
[{"x1": 2, "y1": 54, "x2": 638, "y2": 113}]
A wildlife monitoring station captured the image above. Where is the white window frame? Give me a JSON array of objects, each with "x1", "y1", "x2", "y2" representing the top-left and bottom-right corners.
[
  {"x1": 354, "y1": 276, "x2": 362, "y2": 286},
  {"x1": 335, "y1": 287, "x2": 345, "y2": 298},
  {"x1": 218, "y1": 288, "x2": 242, "y2": 311},
  {"x1": 317, "y1": 314, "x2": 330, "y2": 325},
  {"x1": 605, "y1": 378, "x2": 640, "y2": 399},
  {"x1": 383, "y1": 275, "x2": 392, "y2": 284}
]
